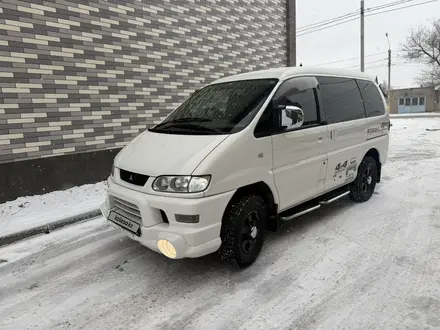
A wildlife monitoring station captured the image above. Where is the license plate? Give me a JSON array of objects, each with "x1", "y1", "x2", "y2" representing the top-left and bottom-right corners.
[{"x1": 108, "y1": 211, "x2": 141, "y2": 236}]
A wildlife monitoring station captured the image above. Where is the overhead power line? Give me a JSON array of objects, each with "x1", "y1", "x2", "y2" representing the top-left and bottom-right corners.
[
  {"x1": 297, "y1": 0, "x2": 438, "y2": 37},
  {"x1": 365, "y1": 64, "x2": 388, "y2": 70},
  {"x1": 393, "y1": 62, "x2": 428, "y2": 66},
  {"x1": 297, "y1": 0, "x2": 414, "y2": 34},
  {"x1": 365, "y1": 0, "x2": 415, "y2": 13},
  {"x1": 345, "y1": 58, "x2": 387, "y2": 69},
  {"x1": 366, "y1": 0, "x2": 437, "y2": 17},
  {"x1": 297, "y1": 0, "x2": 414, "y2": 33},
  {"x1": 316, "y1": 52, "x2": 386, "y2": 66},
  {"x1": 297, "y1": 16, "x2": 358, "y2": 36},
  {"x1": 297, "y1": 10, "x2": 359, "y2": 33},
  {"x1": 313, "y1": 52, "x2": 406, "y2": 68}
]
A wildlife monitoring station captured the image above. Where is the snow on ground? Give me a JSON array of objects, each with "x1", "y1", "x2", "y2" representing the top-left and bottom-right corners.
[
  {"x1": 1, "y1": 118, "x2": 440, "y2": 330},
  {"x1": 0, "y1": 181, "x2": 106, "y2": 237},
  {"x1": 390, "y1": 112, "x2": 440, "y2": 118}
]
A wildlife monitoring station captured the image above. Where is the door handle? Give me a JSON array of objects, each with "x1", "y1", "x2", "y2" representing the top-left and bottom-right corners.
[{"x1": 317, "y1": 136, "x2": 324, "y2": 143}]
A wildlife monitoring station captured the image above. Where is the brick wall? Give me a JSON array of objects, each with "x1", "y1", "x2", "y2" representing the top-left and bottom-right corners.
[
  {"x1": 286, "y1": 0, "x2": 296, "y2": 66},
  {"x1": 0, "y1": 0, "x2": 288, "y2": 165}
]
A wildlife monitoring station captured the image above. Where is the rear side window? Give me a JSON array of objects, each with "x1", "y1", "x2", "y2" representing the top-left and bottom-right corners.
[
  {"x1": 317, "y1": 76, "x2": 365, "y2": 124},
  {"x1": 357, "y1": 80, "x2": 386, "y2": 117}
]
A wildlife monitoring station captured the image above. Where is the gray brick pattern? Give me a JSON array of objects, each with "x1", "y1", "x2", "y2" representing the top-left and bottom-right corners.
[
  {"x1": 286, "y1": 0, "x2": 296, "y2": 66},
  {"x1": 0, "y1": 0, "x2": 287, "y2": 163}
]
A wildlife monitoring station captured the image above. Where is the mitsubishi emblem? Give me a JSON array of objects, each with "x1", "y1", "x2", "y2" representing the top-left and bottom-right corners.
[{"x1": 129, "y1": 174, "x2": 134, "y2": 181}]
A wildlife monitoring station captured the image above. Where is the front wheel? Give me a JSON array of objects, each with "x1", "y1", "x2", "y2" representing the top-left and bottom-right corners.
[
  {"x1": 219, "y1": 194, "x2": 267, "y2": 268},
  {"x1": 349, "y1": 156, "x2": 378, "y2": 202}
]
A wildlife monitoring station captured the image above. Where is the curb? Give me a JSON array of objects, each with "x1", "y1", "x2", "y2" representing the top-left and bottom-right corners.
[{"x1": 0, "y1": 209, "x2": 101, "y2": 248}]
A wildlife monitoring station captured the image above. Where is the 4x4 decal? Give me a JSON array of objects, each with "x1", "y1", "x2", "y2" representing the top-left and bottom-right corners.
[{"x1": 333, "y1": 157, "x2": 357, "y2": 182}]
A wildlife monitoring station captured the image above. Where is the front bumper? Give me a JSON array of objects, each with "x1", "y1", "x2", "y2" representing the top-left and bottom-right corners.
[{"x1": 100, "y1": 177, "x2": 235, "y2": 259}]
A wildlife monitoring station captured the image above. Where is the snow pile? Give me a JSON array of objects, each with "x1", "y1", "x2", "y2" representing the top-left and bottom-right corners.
[{"x1": 0, "y1": 181, "x2": 107, "y2": 237}]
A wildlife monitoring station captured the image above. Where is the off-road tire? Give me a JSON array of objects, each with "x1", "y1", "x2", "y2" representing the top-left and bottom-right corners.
[
  {"x1": 349, "y1": 156, "x2": 378, "y2": 203},
  {"x1": 219, "y1": 194, "x2": 267, "y2": 268}
]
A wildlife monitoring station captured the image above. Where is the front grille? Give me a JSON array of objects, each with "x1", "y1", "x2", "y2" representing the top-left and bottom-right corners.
[
  {"x1": 112, "y1": 196, "x2": 142, "y2": 224},
  {"x1": 119, "y1": 169, "x2": 149, "y2": 186}
]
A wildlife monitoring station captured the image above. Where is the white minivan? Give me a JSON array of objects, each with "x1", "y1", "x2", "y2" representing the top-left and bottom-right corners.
[{"x1": 100, "y1": 67, "x2": 390, "y2": 268}]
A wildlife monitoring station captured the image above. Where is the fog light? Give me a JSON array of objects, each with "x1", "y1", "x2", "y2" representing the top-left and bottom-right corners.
[{"x1": 157, "y1": 239, "x2": 177, "y2": 259}]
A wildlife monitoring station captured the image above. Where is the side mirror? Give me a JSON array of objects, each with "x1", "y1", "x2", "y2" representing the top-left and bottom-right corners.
[{"x1": 280, "y1": 105, "x2": 304, "y2": 130}]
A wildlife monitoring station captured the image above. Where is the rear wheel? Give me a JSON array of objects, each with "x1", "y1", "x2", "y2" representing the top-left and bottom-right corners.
[
  {"x1": 349, "y1": 156, "x2": 378, "y2": 202},
  {"x1": 219, "y1": 194, "x2": 267, "y2": 268}
]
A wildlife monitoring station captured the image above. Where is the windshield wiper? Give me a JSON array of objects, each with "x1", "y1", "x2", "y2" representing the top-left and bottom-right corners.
[
  {"x1": 170, "y1": 117, "x2": 212, "y2": 123},
  {"x1": 153, "y1": 118, "x2": 212, "y2": 129},
  {"x1": 152, "y1": 120, "x2": 220, "y2": 133}
]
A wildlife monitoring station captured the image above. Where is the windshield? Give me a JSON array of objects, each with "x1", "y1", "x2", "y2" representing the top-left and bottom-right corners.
[{"x1": 149, "y1": 78, "x2": 278, "y2": 135}]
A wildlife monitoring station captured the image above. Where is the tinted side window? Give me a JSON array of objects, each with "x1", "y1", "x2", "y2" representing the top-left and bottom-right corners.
[
  {"x1": 317, "y1": 76, "x2": 365, "y2": 124},
  {"x1": 357, "y1": 79, "x2": 386, "y2": 117},
  {"x1": 254, "y1": 77, "x2": 320, "y2": 137},
  {"x1": 272, "y1": 77, "x2": 320, "y2": 127}
]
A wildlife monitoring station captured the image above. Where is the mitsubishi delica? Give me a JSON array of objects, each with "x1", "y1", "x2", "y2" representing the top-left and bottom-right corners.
[{"x1": 100, "y1": 67, "x2": 390, "y2": 268}]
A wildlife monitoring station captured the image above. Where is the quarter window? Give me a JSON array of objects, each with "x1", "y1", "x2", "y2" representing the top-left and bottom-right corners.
[
  {"x1": 357, "y1": 79, "x2": 386, "y2": 117},
  {"x1": 317, "y1": 76, "x2": 365, "y2": 124}
]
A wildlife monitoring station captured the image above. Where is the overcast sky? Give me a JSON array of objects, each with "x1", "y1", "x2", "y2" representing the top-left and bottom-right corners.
[{"x1": 297, "y1": 0, "x2": 440, "y2": 88}]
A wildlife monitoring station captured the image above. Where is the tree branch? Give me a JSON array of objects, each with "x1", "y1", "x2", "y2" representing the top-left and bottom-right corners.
[{"x1": 402, "y1": 19, "x2": 440, "y2": 85}]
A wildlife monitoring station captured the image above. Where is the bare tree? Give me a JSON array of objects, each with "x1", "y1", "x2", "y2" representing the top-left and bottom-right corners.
[
  {"x1": 379, "y1": 80, "x2": 389, "y2": 100},
  {"x1": 415, "y1": 65, "x2": 440, "y2": 87},
  {"x1": 402, "y1": 19, "x2": 440, "y2": 86},
  {"x1": 381, "y1": 80, "x2": 390, "y2": 91}
]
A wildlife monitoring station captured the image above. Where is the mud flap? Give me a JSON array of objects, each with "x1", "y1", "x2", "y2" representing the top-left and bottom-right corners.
[{"x1": 377, "y1": 162, "x2": 382, "y2": 183}]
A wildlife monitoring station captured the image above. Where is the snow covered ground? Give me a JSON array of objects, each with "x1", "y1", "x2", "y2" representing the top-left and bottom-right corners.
[
  {"x1": 390, "y1": 112, "x2": 440, "y2": 118},
  {"x1": 0, "y1": 182, "x2": 106, "y2": 237},
  {"x1": 1, "y1": 118, "x2": 440, "y2": 330}
]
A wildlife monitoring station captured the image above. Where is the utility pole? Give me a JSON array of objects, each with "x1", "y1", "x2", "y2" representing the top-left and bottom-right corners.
[
  {"x1": 386, "y1": 33, "x2": 391, "y2": 103},
  {"x1": 360, "y1": 0, "x2": 365, "y2": 72}
]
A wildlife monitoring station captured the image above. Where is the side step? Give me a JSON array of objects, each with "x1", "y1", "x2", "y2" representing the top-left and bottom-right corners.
[
  {"x1": 319, "y1": 190, "x2": 350, "y2": 205},
  {"x1": 280, "y1": 204, "x2": 320, "y2": 221},
  {"x1": 279, "y1": 186, "x2": 350, "y2": 221}
]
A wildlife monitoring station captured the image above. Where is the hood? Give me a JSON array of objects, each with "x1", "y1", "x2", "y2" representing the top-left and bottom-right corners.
[{"x1": 115, "y1": 130, "x2": 229, "y2": 177}]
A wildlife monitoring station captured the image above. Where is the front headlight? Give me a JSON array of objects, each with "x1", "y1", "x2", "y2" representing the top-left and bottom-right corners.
[{"x1": 152, "y1": 175, "x2": 211, "y2": 193}]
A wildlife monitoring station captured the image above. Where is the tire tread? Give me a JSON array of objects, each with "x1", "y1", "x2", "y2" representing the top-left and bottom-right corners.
[
  {"x1": 219, "y1": 194, "x2": 266, "y2": 268},
  {"x1": 349, "y1": 156, "x2": 377, "y2": 203}
]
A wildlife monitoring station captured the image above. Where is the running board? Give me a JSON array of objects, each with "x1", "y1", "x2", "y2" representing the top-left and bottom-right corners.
[
  {"x1": 319, "y1": 191, "x2": 350, "y2": 205},
  {"x1": 278, "y1": 186, "x2": 351, "y2": 222},
  {"x1": 280, "y1": 205, "x2": 321, "y2": 221}
]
